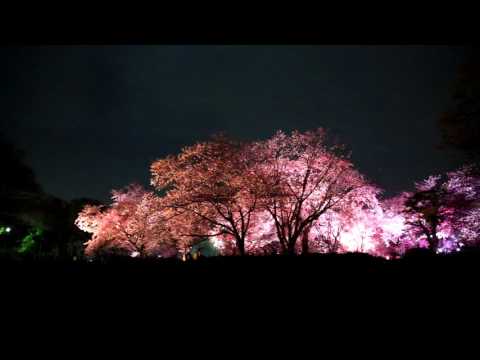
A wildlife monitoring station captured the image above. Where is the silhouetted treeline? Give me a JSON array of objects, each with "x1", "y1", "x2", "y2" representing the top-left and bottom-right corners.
[{"x1": 0, "y1": 133, "x2": 103, "y2": 259}]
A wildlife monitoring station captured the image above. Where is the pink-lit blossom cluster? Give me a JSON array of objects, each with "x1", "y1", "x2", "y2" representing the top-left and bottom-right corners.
[{"x1": 76, "y1": 184, "x2": 178, "y2": 257}]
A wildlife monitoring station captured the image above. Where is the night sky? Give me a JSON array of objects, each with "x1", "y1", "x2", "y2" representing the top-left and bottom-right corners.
[{"x1": 0, "y1": 46, "x2": 467, "y2": 202}]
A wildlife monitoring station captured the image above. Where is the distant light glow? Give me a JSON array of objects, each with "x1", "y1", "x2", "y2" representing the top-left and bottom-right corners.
[
  {"x1": 130, "y1": 251, "x2": 140, "y2": 258},
  {"x1": 5, "y1": 227, "x2": 11, "y2": 233},
  {"x1": 210, "y1": 237, "x2": 224, "y2": 250}
]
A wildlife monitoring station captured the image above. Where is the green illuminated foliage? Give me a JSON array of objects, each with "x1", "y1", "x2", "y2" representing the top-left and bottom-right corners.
[{"x1": 17, "y1": 227, "x2": 43, "y2": 254}]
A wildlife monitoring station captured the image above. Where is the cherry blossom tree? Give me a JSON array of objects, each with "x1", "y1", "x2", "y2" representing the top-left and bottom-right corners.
[
  {"x1": 75, "y1": 184, "x2": 176, "y2": 258},
  {"x1": 75, "y1": 204, "x2": 105, "y2": 235},
  {"x1": 301, "y1": 184, "x2": 385, "y2": 255},
  {"x1": 151, "y1": 135, "x2": 261, "y2": 255},
  {"x1": 251, "y1": 129, "x2": 370, "y2": 255},
  {"x1": 443, "y1": 165, "x2": 480, "y2": 247},
  {"x1": 400, "y1": 165, "x2": 480, "y2": 252},
  {"x1": 372, "y1": 165, "x2": 480, "y2": 255}
]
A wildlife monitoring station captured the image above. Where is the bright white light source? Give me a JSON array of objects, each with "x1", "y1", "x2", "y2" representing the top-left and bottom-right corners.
[
  {"x1": 130, "y1": 251, "x2": 140, "y2": 258},
  {"x1": 5, "y1": 227, "x2": 11, "y2": 233},
  {"x1": 210, "y1": 238, "x2": 224, "y2": 249}
]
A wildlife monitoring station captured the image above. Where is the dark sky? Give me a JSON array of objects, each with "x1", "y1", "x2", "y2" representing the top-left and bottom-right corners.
[{"x1": 0, "y1": 46, "x2": 467, "y2": 202}]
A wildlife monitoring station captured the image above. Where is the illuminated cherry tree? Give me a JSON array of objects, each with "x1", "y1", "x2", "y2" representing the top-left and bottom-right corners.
[
  {"x1": 304, "y1": 184, "x2": 386, "y2": 255},
  {"x1": 75, "y1": 204, "x2": 105, "y2": 235},
  {"x1": 151, "y1": 135, "x2": 261, "y2": 255},
  {"x1": 370, "y1": 165, "x2": 480, "y2": 255},
  {"x1": 399, "y1": 165, "x2": 480, "y2": 253},
  {"x1": 76, "y1": 184, "x2": 176, "y2": 258},
  {"x1": 251, "y1": 129, "x2": 370, "y2": 255},
  {"x1": 443, "y1": 165, "x2": 480, "y2": 247}
]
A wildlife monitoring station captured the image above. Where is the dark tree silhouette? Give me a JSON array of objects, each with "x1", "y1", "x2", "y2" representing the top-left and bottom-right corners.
[
  {"x1": 404, "y1": 187, "x2": 444, "y2": 251},
  {"x1": 438, "y1": 47, "x2": 480, "y2": 161},
  {"x1": 1, "y1": 132, "x2": 44, "y2": 241},
  {"x1": 0, "y1": 133, "x2": 42, "y2": 196},
  {"x1": 0, "y1": 133, "x2": 103, "y2": 259}
]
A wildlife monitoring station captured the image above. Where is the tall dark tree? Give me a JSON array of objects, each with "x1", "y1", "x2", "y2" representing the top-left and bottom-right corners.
[
  {"x1": 0, "y1": 133, "x2": 42, "y2": 196},
  {"x1": 1, "y1": 132, "x2": 43, "y2": 232},
  {"x1": 438, "y1": 47, "x2": 480, "y2": 161}
]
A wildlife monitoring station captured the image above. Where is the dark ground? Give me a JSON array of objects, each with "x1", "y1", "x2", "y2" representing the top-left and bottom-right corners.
[
  {"x1": 2, "y1": 251, "x2": 479, "y2": 308},
  {"x1": 1, "y1": 251, "x2": 478, "y2": 340}
]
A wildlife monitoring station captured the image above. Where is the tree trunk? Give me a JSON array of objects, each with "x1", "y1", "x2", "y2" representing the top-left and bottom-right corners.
[
  {"x1": 430, "y1": 232, "x2": 440, "y2": 252},
  {"x1": 279, "y1": 238, "x2": 287, "y2": 254},
  {"x1": 426, "y1": 220, "x2": 440, "y2": 252},
  {"x1": 301, "y1": 226, "x2": 311, "y2": 255},
  {"x1": 286, "y1": 239, "x2": 296, "y2": 256},
  {"x1": 302, "y1": 230, "x2": 310, "y2": 255},
  {"x1": 301, "y1": 236, "x2": 309, "y2": 255},
  {"x1": 236, "y1": 237, "x2": 245, "y2": 256}
]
